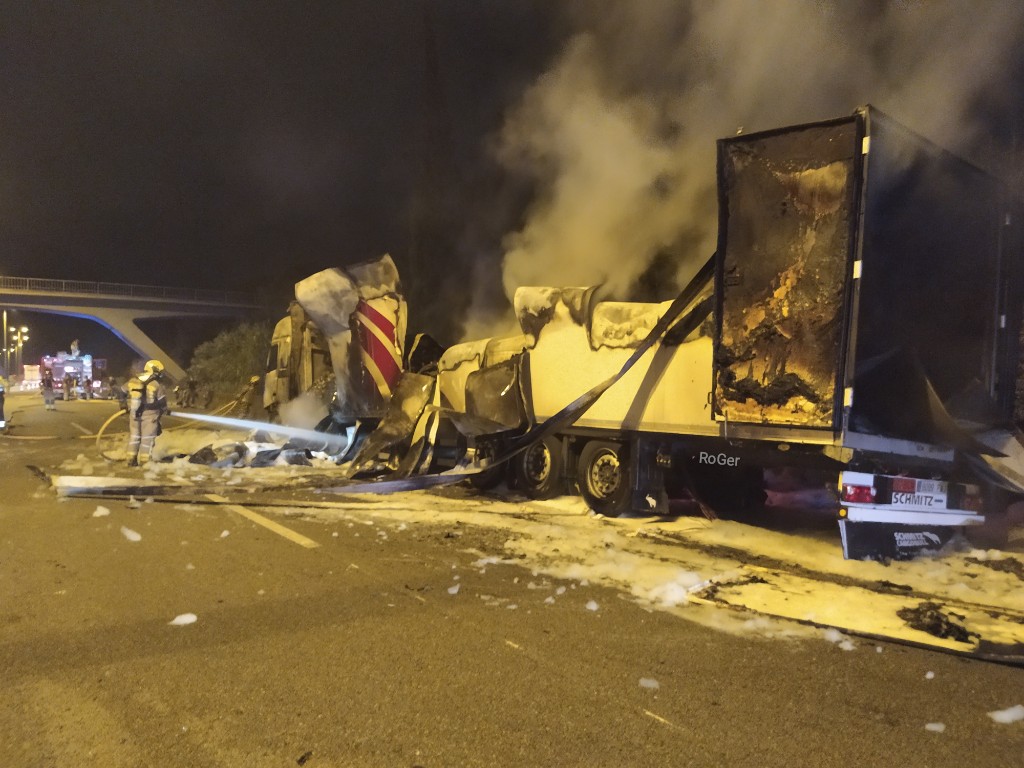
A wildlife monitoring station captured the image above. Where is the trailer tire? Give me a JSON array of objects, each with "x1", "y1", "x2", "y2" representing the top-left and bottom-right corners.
[
  {"x1": 513, "y1": 434, "x2": 564, "y2": 499},
  {"x1": 578, "y1": 440, "x2": 631, "y2": 517}
]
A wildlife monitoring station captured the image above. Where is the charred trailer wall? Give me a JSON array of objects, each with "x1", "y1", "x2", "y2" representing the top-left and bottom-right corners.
[
  {"x1": 714, "y1": 106, "x2": 1023, "y2": 443},
  {"x1": 850, "y1": 109, "x2": 1022, "y2": 440}
]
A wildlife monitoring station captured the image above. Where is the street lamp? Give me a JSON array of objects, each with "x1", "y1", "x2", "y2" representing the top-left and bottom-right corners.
[{"x1": 10, "y1": 326, "x2": 28, "y2": 381}]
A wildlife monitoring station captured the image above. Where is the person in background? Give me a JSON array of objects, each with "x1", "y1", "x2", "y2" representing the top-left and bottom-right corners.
[
  {"x1": 180, "y1": 374, "x2": 198, "y2": 408},
  {"x1": 82, "y1": 375, "x2": 93, "y2": 400},
  {"x1": 62, "y1": 372, "x2": 74, "y2": 401},
  {"x1": 125, "y1": 359, "x2": 169, "y2": 467},
  {"x1": 234, "y1": 375, "x2": 261, "y2": 419},
  {"x1": 0, "y1": 374, "x2": 6, "y2": 430},
  {"x1": 41, "y1": 369, "x2": 57, "y2": 411}
]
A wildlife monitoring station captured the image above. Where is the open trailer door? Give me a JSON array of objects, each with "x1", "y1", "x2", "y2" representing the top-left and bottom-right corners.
[{"x1": 713, "y1": 115, "x2": 862, "y2": 432}]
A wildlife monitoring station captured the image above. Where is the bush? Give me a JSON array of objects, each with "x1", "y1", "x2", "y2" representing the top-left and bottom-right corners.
[{"x1": 188, "y1": 321, "x2": 272, "y2": 403}]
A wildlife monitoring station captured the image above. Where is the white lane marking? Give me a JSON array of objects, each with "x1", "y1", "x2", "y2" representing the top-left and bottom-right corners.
[
  {"x1": 205, "y1": 494, "x2": 319, "y2": 548},
  {"x1": 643, "y1": 710, "x2": 687, "y2": 733}
]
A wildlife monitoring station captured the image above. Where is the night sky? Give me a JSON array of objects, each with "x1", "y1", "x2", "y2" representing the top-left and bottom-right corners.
[{"x1": 3, "y1": 1, "x2": 1023, "y2": 374}]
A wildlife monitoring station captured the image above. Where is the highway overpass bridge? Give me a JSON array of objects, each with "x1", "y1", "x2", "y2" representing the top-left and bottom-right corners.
[{"x1": 0, "y1": 276, "x2": 260, "y2": 381}]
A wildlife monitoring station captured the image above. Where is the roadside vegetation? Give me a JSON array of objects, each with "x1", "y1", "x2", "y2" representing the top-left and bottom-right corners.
[{"x1": 187, "y1": 320, "x2": 272, "y2": 405}]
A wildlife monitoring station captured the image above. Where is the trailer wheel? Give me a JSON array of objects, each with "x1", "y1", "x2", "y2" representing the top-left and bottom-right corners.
[
  {"x1": 513, "y1": 434, "x2": 564, "y2": 499},
  {"x1": 578, "y1": 440, "x2": 631, "y2": 517}
]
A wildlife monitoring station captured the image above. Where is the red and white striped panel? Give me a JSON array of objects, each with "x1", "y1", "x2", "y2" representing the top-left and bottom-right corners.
[{"x1": 354, "y1": 298, "x2": 403, "y2": 400}]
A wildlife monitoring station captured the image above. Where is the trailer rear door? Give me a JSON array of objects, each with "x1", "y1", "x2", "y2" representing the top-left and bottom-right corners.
[{"x1": 714, "y1": 116, "x2": 861, "y2": 429}]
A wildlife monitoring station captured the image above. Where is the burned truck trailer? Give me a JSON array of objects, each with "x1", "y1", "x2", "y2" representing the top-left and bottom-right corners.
[
  {"x1": 712, "y1": 106, "x2": 1023, "y2": 557},
  {"x1": 437, "y1": 106, "x2": 1024, "y2": 559}
]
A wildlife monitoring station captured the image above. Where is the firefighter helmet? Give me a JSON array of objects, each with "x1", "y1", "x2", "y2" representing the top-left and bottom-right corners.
[{"x1": 141, "y1": 359, "x2": 165, "y2": 380}]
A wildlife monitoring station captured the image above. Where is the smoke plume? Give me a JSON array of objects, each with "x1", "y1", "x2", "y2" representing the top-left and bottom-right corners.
[{"x1": 468, "y1": 0, "x2": 1024, "y2": 337}]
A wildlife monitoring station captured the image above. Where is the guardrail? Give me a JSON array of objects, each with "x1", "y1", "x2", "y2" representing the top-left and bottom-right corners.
[{"x1": 0, "y1": 276, "x2": 254, "y2": 306}]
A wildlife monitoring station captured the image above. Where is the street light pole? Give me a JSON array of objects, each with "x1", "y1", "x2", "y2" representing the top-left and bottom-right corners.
[
  {"x1": 9, "y1": 326, "x2": 28, "y2": 382},
  {"x1": 20, "y1": 327, "x2": 28, "y2": 375}
]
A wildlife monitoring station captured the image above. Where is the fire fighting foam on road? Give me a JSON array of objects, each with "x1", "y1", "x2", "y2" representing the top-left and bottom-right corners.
[{"x1": 51, "y1": 434, "x2": 1024, "y2": 665}]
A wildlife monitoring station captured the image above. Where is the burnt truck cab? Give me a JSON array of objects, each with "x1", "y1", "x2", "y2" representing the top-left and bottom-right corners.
[
  {"x1": 263, "y1": 302, "x2": 333, "y2": 419},
  {"x1": 263, "y1": 255, "x2": 408, "y2": 425}
]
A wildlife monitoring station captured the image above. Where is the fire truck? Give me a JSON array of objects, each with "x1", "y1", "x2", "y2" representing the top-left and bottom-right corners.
[{"x1": 41, "y1": 353, "x2": 107, "y2": 399}]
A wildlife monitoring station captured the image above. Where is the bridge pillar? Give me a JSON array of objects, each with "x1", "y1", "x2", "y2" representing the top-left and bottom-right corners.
[{"x1": 68, "y1": 306, "x2": 189, "y2": 381}]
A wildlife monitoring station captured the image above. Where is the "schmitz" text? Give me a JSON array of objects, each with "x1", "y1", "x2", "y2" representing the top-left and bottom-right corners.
[{"x1": 891, "y1": 491, "x2": 942, "y2": 508}]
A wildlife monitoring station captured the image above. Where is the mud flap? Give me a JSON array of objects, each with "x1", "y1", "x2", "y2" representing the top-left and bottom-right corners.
[
  {"x1": 394, "y1": 377, "x2": 443, "y2": 477},
  {"x1": 838, "y1": 520, "x2": 956, "y2": 561}
]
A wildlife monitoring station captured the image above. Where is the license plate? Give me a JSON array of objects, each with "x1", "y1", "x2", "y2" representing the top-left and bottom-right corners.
[{"x1": 914, "y1": 479, "x2": 946, "y2": 494}]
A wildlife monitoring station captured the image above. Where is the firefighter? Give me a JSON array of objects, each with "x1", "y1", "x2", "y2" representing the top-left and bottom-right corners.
[
  {"x1": 178, "y1": 374, "x2": 198, "y2": 408},
  {"x1": 41, "y1": 369, "x2": 56, "y2": 410},
  {"x1": 234, "y1": 375, "x2": 261, "y2": 418},
  {"x1": 126, "y1": 359, "x2": 169, "y2": 466}
]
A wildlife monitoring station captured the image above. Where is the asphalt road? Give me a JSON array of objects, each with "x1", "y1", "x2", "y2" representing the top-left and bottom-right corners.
[{"x1": 1, "y1": 391, "x2": 1022, "y2": 767}]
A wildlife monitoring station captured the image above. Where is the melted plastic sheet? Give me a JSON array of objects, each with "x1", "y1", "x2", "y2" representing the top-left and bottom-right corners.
[
  {"x1": 344, "y1": 372, "x2": 435, "y2": 477},
  {"x1": 464, "y1": 356, "x2": 527, "y2": 432}
]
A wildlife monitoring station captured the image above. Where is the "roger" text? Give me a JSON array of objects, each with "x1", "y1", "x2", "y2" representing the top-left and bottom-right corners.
[{"x1": 698, "y1": 451, "x2": 739, "y2": 467}]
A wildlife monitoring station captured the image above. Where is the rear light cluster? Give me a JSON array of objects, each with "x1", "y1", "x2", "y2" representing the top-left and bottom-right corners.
[
  {"x1": 841, "y1": 473, "x2": 982, "y2": 513},
  {"x1": 841, "y1": 483, "x2": 876, "y2": 503}
]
